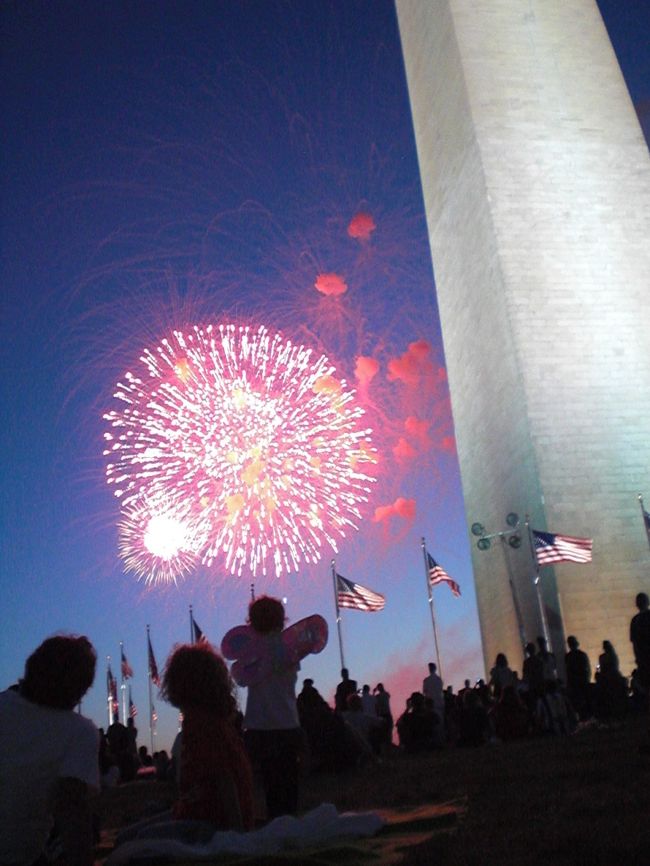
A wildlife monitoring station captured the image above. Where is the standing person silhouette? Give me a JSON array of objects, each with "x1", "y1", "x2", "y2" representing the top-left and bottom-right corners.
[
  {"x1": 374, "y1": 683, "x2": 393, "y2": 750},
  {"x1": 565, "y1": 636, "x2": 592, "y2": 720},
  {"x1": 630, "y1": 592, "x2": 650, "y2": 710},
  {"x1": 422, "y1": 662, "x2": 445, "y2": 743},
  {"x1": 242, "y1": 596, "x2": 302, "y2": 820},
  {"x1": 335, "y1": 668, "x2": 357, "y2": 713}
]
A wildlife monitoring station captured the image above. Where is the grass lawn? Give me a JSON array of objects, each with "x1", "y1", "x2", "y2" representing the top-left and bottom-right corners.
[{"x1": 96, "y1": 716, "x2": 650, "y2": 865}]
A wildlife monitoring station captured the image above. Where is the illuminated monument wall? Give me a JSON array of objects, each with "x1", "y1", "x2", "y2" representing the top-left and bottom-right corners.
[{"x1": 397, "y1": 0, "x2": 650, "y2": 675}]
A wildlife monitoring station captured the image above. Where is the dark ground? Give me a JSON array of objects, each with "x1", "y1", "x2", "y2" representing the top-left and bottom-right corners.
[{"x1": 97, "y1": 716, "x2": 650, "y2": 865}]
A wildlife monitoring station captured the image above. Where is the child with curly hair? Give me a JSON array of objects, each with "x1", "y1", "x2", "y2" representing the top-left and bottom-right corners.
[
  {"x1": 162, "y1": 642, "x2": 254, "y2": 832},
  {"x1": 115, "y1": 642, "x2": 253, "y2": 849}
]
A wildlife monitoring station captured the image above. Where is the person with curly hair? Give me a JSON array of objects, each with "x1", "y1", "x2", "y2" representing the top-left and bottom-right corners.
[
  {"x1": 115, "y1": 642, "x2": 253, "y2": 849},
  {"x1": 243, "y1": 596, "x2": 302, "y2": 820},
  {"x1": 0, "y1": 634, "x2": 99, "y2": 866},
  {"x1": 161, "y1": 642, "x2": 254, "y2": 833}
]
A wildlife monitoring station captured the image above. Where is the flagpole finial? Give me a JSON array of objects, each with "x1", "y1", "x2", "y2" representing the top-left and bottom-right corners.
[{"x1": 639, "y1": 493, "x2": 644, "y2": 501}]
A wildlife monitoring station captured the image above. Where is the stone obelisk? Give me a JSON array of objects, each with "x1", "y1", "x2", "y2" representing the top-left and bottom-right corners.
[{"x1": 397, "y1": 0, "x2": 650, "y2": 676}]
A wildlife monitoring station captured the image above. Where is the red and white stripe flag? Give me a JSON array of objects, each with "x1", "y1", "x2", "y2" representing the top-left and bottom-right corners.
[
  {"x1": 427, "y1": 553, "x2": 461, "y2": 597},
  {"x1": 336, "y1": 574, "x2": 385, "y2": 612},
  {"x1": 532, "y1": 530, "x2": 592, "y2": 565}
]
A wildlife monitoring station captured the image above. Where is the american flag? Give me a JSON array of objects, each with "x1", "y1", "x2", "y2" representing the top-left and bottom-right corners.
[
  {"x1": 120, "y1": 646, "x2": 133, "y2": 679},
  {"x1": 427, "y1": 553, "x2": 461, "y2": 597},
  {"x1": 532, "y1": 530, "x2": 593, "y2": 565},
  {"x1": 192, "y1": 614, "x2": 206, "y2": 643},
  {"x1": 147, "y1": 633, "x2": 160, "y2": 685},
  {"x1": 336, "y1": 573, "x2": 385, "y2": 612},
  {"x1": 128, "y1": 688, "x2": 138, "y2": 718}
]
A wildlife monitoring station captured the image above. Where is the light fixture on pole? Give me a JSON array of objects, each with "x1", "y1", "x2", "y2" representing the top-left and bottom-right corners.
[{"x1": 471, "y1": 513, "x2": 527, "y2": 651}]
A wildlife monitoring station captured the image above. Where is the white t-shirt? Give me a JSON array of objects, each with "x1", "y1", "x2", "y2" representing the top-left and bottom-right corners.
[
  {"x1": 244, "y1": 634, "x2": 299, "y2": 730},
  {"x1": 0, "y1": 689, "x2": 99, "y2": 865},
  {"x1": 422, "y1": 673, "x2": 444, "y2": 712}
]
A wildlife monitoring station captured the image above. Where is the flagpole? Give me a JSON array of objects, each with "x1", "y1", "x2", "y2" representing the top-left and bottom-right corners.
[
  {"x1": 147, "y1": 625, "x2": 154, "y2": 755},
  {"x1": 189, "y1": 605, "x2": 194, "y2": 643},
  {"x1": 106, "y1": 656, "x2": 114, "y2": 727},
  {"x1": 331, "y1": 559, "x2": 345, "y2": 670},
  {"x1": 498, "y1": 533, "x2": 527, "y2": 653},
  {"x1": 524, "y1": 516, "x2": 551, "y2": 647},
  {"x1": 421, "y1": 537, "x2": 442, "y2": 679},
  {"x1": 119, "y1": 641, "x2": 127, "y2": 724},
  {"x1": 638, "y1": 494, "x2": 650, "y2": 550}
]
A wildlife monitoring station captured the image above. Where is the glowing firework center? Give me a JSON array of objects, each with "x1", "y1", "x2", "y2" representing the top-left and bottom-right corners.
[{"x1": 103, "y1": 324, "x2": 376, "y2": 583}]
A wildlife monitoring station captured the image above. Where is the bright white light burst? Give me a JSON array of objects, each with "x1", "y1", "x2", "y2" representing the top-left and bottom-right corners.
[{"x1": 104, "y1": 324, "x2": 376, "y2": 583}]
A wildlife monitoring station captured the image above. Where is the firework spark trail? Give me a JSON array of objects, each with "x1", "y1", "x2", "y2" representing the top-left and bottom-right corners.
[{"x1": 104, "y1": 324, "x2": 376, "y2": 583}]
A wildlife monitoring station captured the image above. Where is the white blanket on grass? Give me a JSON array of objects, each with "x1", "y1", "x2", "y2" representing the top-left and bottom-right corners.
[{"x1": 106, "y1": 803, "x2": 384, "y2": 864}]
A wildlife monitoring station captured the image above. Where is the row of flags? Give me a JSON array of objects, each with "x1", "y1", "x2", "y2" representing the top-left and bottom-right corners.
[
  {"x1": 335, "y1": 551, "x2": 462, "y2": 613},
  {"x1": 107, "y1": 609, "x2": 208, "y2": 732},
  {"x1": 107, "y1": 505, "x2": 642, "y2": 735},
  {"x1": 106, "y1": 657, "x2": 138, "y2": 721},
  {"x1": 334, "y1": 525, "x2": 599, "y2": 616},
  {"x1": 334, "y1": 524, "x2": 601, "y2": 617}
]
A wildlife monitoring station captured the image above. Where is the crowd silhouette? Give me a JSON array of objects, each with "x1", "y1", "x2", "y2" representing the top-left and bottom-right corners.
[{"x1": 1, "y1": 593, "x2": 648, "y2": 863}]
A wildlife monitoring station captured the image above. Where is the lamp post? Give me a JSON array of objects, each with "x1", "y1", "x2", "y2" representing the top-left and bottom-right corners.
[{"x1": 471, "y1": 513, "x2": 527, "y2": 652}]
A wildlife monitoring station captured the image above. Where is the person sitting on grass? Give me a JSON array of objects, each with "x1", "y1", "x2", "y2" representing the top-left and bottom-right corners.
[
  {"x1": 115, "y1": 642, "x2": 253, "y2": 847},
  {"x1": 489, "y1": 684, "x2": 529, "y2": 742},
  {"x1": 342, "y1": 693, "x2": 384, "y2": 758},
  {"x1": 396, "y1": 692, "x2": 437, "y2": 753},
  {"x1": 163, "y1": 642, "x2": 254, "y2": 832},
  {"x1": 457, "y1": 688, "x2": 490, "y2": 747},
  {"x1": 535, "y1": 680, "x2": 575, "y2": 735},
  {"x1": 0, "y1": 635, "x2": 99, "y2": 866},
  {"x1": 297, "y1": 679, "x2": 358, "y2": 772}
]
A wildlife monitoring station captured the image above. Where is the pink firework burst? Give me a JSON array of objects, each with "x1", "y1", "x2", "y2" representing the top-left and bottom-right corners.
[{"x1": 103, "y1": 324, "x2": 376, "y2": 583}]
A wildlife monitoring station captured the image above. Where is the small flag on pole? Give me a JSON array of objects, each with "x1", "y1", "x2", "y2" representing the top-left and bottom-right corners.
[
  {"x1": 192, "y1": 614, "x2": 206, "y2": 643},
  {"x1": 147, "y1": 633, "x2": 160, "y2": 686},
  {"x1": 336, "y1": 573, "x2": 385, "y2": 612},
  {"x1": 129, "y1": 687, "x2": 138, "y2": 719},
  {"x1": 532, "y1": 529, "x2": 593, "y2": 565},
  {"x1": 426, "y1": 553, "x2": 461, "y2": 597},
  {"x1": 121, "y1": 646, "x2": 133, "y2": 679}
]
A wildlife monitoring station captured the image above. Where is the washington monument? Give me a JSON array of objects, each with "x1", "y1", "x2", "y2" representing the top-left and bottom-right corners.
[{"x1": 397, "y1": 0, "x2": 650, "y2": 676}]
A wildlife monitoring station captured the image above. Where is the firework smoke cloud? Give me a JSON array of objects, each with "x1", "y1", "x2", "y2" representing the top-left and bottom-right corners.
[{"x1": 103, "y1": 324, "x2": 376, "y2": 583}]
